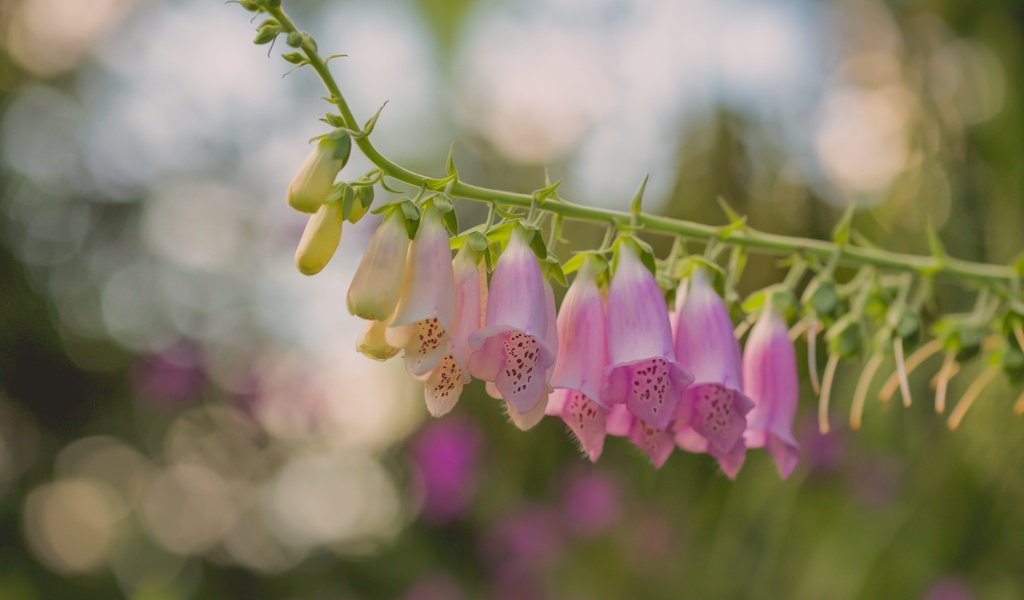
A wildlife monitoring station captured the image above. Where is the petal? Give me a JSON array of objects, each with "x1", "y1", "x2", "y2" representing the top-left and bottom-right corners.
[
  {"x1": 424, "y1": 355, "x2": 464, "y2": 417},
  {"x1": 506, "y1": 394, "x2": 547, "y2": 430},
  {"x1": 356, "y1": 320, "x2": 399, "y2": 361},
  {"x1": 606, "y1": 242, "x2": 675, "y2": 365},
  {"x1": 560, "y1": 390, "x2": 607, "y2": 462},
  {"x1": 494, "y1": 331, "x2": 547, "y2": 413},
  {"x1": 546, "y1": 389, "x2": 567, "y2": 416},
  {"x1": 347, "y1": 211, "x2": 410, "y2": 321},
  {"x1": 484, "y1": 226, "x2": 547, "y2": 341},
  {"x1": 449, "y1": 246, "x2": 487, "y2": 372},
  {"x1": 550, "y1": 264, "x2": 608, "y2": 403},
  {"x1": 397, "y1": 317, "x2": 452, "y2": 377},
  {"x1": 766, "y1": 433, "x2": 799, "y2": 480},
  {"x1": 685, "y1": 383, "x2": 753, "y2": 455},
  {"x1": 742, "y1": 309, "x2": 799, "y2": 453},
  {"x1": 628, "y1": 419, "x2": 675, "y2": 468},
  {"x1": 602, "y1": 357, "x2": 692, "y2": 431},
  {"x1": 673, "y1": 269, "x2": 743, "y2": 388},
  {"x1": 391, "y1": 207, "x2": 456, "y2": 332},
  {"x1": 604, "y1": 404, "x2": 633, "y2": 437}
]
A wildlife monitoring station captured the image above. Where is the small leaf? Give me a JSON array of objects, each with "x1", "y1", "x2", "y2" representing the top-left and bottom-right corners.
[
  {"x1": 445, "y1": 144, "x2": 458, "y2": 178},
  {"x1": 716, "y1": 196, "x2": 744, "y2": 225},
  {"x1": 832, "y1": 205, "x2": 855, "y2": 245},
  {"x1": 362, "y1": 101, "x2": 389, "y2": 136},
  {"x1": 542, "y1": 257, "x2": 567, "y2": 287},
  {"x1": 323, "y1": 113, "x2": 346, "y2": 127},
  {"x1": 529, "y1": 228, "x2": 548, "y2": 259},
  {"x1": 532, "y1": 180, "x2": 562, "y2": 204},
  {"x1": 926, "y1": 220, "x2": 947, "y2": 260},
  {"x1": 629, "y1": 174, "x2": 650, "y2": 216}
]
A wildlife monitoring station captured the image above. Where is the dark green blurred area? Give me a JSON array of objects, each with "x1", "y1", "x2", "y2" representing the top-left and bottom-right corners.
[{"x1": 1, "y1": 0, "x2": 1023, "y2": 599}]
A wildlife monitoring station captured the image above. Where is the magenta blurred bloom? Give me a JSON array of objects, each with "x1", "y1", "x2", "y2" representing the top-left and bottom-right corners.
[
  {"x1": 923, "y1": 576, "x2": 975, "y2": 600},
  {"x1": 135, "y1": 344, "x2": 204, "y2": 404},
  {"x1": 601, "y1": 240, "x2": 692, "y2": 432},
  {"x1": 483, "y1": 504, "x2": 565, "y2": 574},
  {"x1": 561, "y1": 468, "x2": 622, "y2": 535},
  {"x1": 743, "y1": 308, "x2": 800, "y2": 479},
  {"x1": 547, "y1": 257, "x2": 609, "y2": 461},
  {"x1": 469, "y1": 226, "x2": 555, "y2": 427},
  {"x1": 422, "y1": 244, "x2": 486, "y2": 417},
  {"x1": 402, "y1": 573, "x2": 464, "y2": 600},
  {"x1": 387, "y1": 205, "x2": 456, "y2": 377},
  {"x1": 672, "y1": 270, "x2": 754, "y2": 479},
  {"x1": 410, "y1": 418, "x2": 483, "y2": 523}
]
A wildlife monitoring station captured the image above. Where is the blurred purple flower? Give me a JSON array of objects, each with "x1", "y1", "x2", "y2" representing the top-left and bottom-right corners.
[
  {"x1": 624, "y1": 509, "x2": 678, "y2": 573},
  {"x1": 402, "y1": 572, "x2": 464, "y2": 600},
  {"x1": 483, "y1": 504, "x2": 566, "y2": 573},
  {"x1": 410, "y1": 418, "x2": 483, "y2": 524},
  {"x1": 923, "y1": 576, "x2": 974, "y2": 600},
  {"x1": 560, "y1": 468, "x2": 622, "y2": 535},
  {"x1": 848, "y1": 455, "x2": 903, "y2": 509},
  {"x1": 490, "y1": 563, "x2": 548, "y2": 600},
  {"x1": 797, "y1": 416, "x2": 846, "y2": 474},
  {"x1": 134, "y1": 344, "x2": 204, "y2": 405}
]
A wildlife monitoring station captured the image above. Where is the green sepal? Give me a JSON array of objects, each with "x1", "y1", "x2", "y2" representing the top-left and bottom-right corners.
[
  {"x1": 428, "y1": 195, "x2": 459, "y2": 235},
  {"x1": 743, "y1": 285, "x2": 795, "y2": 319},
  {"x1": 450, "y1": 230, "x2": 489, "y2": 254},
  {"x1": 826, "y1": 314, "x2": 864, "y2": 358},
  {"x1": 894, "y1": 311, "x2": 921, "y2": 340},
  {"x1": 399, "y1": 200, "x2": 421, "y2": 239},
  {"x1": 326, "y1": 129, "x2": 352, "y2": 164},
  {"x1": 563, "y1": 251, "x2": 608, "y2": 276},
  {"x1": 282, "y1": 51, "x2": 306, "y2": 64},
  {"x1": 323, "y1": 113, "x2": 346, "y2": 128},
  {"x1": 541, "y1": 257, "x2": 567, "y2": 287},
  {"x1": 346, "y1": 185, "x2": 374, "y2": 224},
  {"x1": 803, "y1": 278, "x2": 839, "y2": 318}
]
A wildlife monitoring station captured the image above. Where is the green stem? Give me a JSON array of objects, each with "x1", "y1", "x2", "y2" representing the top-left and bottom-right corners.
[{"x1": 266, "y1": 4, "x2": 1017, "y2": 286}]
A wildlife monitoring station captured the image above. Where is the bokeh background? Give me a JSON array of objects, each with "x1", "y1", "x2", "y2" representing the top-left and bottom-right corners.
[{"x1": 1, "y1": 0, "x2": 1022, "y2": 598}]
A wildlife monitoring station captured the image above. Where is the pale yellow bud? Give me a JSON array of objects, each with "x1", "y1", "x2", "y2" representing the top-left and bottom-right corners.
[
  {"x1": 294, "y1": 201, "x2": 343, "y2": 275},
  {"x1": 346, "y1": 210, "x2": 410, "y2": 321},
  {"x1": 286, "y1": 136, "x2": 348, "y2": 213}
]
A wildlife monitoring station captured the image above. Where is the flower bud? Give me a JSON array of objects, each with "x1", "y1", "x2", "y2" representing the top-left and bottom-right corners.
[
  {"x1": 347, "y1": 209, "x2": 410, "y2": 321},
  {"x1": 286, "y1": 133, "x2": 351, "y2": 213},
  {"x1": 294, "y1": 201, "x2": 343, "y2": 276}
]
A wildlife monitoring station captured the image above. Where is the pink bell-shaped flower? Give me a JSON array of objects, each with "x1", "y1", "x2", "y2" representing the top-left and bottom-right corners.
[
  {"x1": 601, "y1": 240, "x2": 692, "y2": 431},
  {"x1": 387, "y1": 205, "x2": 456, "y2": 377},
  {"x1": 346, "y1": 209, "x2": 410, "y2": 322},
  {"x1": 672, "y1": 269, "x2": 754, "y2": 479},
  {"x1": 469, "y1": 225, "x2": 556, "y2": 424},
  {"x1": 423, "y1": 244, "x2": 487, "y2": 417},
  {"x1": 546, "y1": 257, "x2": 609, "y2": 461},
  {"x1": 742, "y1": 307, "x2": 800, "y2": 479}
]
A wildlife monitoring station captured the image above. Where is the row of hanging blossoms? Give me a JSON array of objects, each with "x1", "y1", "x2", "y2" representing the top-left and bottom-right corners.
[{"x1": 237, "y1": 0, "x2": 1024, "y2": 478}]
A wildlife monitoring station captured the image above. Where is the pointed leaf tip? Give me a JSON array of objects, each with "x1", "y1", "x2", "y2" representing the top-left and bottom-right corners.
[
  {"x1": 630, "y1": 174, "x2": 650, "y2": 215},
  {"x1": 832, "y1": 205, "x2": 856, "y2": 246}
]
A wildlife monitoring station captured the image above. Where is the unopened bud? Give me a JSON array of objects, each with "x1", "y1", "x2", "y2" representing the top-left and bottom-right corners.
[
  {"x1": 294, "y1": 201, "x2": 343, "y2": 275},
  {"x1": 286, "y1": 133, "x2": 350, "y2": 213}
]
